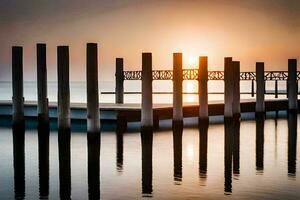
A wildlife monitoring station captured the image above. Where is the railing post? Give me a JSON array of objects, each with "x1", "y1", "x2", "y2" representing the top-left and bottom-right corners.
[
  {"x1": 12, "y1": 46, "x2": 24, "y2": 126},
  {"x1": 198, "y1": 56, "x2": 208, "y2": 123},
  {"x1": 256, "y1": 62, "x2": 265, "y2": 113},
  {"x1": 37, "y1": 43, "x2": 49, "y2": 124},
  {"x1": 57, "y1": 46, "x2": 70, "y2": 130},
  {"x1": 115, "y1": 58, "x2": 124, "y2": 104},
  {"x1": 224, "y1": 57, "x2": 233, "y2": 119},
  {"x1": 141, "y1": 53, "x2": 153, "y2": 130},
  {"x1": 275, "y1": 80, "x2": 278, "y2": 98},
  {"x1": 173, "y1": 53, "x2": 183, "y2": 127},
  {"x1": 251, "y1": 79, "x2": 255, "y2": 97},
  {"x1": 86, "y1": 43, "x2": 100, "y2": 134},
  {"x1": 232, "y1": 61, "x2": 240, "y2": 119},
  {"x1": 288, "y1": 59, "x2": 297, "y2": 111}
]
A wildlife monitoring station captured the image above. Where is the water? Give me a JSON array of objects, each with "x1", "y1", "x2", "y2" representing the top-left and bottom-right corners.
[{"x1": 0, "y1": 115, "x2": 299, "y2": 199}]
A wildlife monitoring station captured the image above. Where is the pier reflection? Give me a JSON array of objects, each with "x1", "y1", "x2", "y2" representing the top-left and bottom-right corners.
[
  {"x1": 199, "y1": 122, "x2": 209, "y2": 182},
  {"x1": 87, "y1": 133, "x2": 101, "y2": 200},
  {"x1": 141, "y1": 129, "x2": 153, "y2": 197},
  {"x1": 116, "y1": 126, "x2": 124, "y2": 172},
  {"x1": 256, "y1": 114, "x2": 264, "y2": 173},
  {"x1": 12, "y1": 125, "x2": 25, "y2": 200},
  {"x1": 38, "y1": 123, "x2": 50, "y2": 199},
  {"x1": 288, "y1": 112, "x2": 297, "y2": 177},
  {"x1": 173, "y1": 127, "x2": 183, "y2": 184},
  {"x1": 58, "y1": 129, "x2": 71, "y2": 200},
  {"x1": 224, "y1": 119, "x2": 240, "y2": 194}
]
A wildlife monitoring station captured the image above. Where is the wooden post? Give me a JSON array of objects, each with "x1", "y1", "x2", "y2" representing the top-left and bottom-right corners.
[
  {"x1": 115, "y1": 58, "x2": 124, "y2": 104},
  {"x1": 224, "y1": 57, "x2": 233, "y2": 119},
  {"x1": 199, "y1": 56, "x2": 208, "y2": 123},
  {"x1": 232, "y1": 61, "x2": 240, "y2": 118},
  {"x1": 12, "y1": 46, "x2": 24, "y2": 126},
  {"x1": 37, "y1": 43, "x2": 49, "y2": 123},
  {"x1": 173, "y1": 53, "x2": 183, "y2": 127},
  {"x1": 141, "y1": 53, "x2": 153, "y2": 130},
  {"x1": 57, "y1": 46, "x2": 70, "y2": 130},
  {"x1": 251, "y1": 80, "x2": 255, "y2": 97},
  {"x1": 275, "y1": 80, "x2": 278, "y2": 98},
  {"x1": 86, "y1": 43, "x2": 100, "y2": 133},
  {"x1": 256, "y1": 62, "x2": 265, "y2": 113},
  {"x1": 288, "y1": 59, "x2": 297, "y2": 111}
]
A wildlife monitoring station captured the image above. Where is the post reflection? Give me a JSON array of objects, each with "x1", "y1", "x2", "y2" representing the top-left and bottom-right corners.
[
  {"x1": 232, "y1": 120, "x2": 240, "y2": 176},
  {"x1": 173, "y1": 126, "x2": 183, "y2": 184},
  {"x1": 288, "y1": 112, "x2": 297, "y2": 177},
  {"x1": 12, "y1": 125, "x2": 25, "y2": 200},
  {"x1": 224, "y1": 120, "x2": 233, "y2": 194},
  {"x1": 199, "y1": 122, "x2": 209, "y2": 181},
  {"x1": 116, "y1": 126, "x2": 124, "y2": 172},
  {"x1": 256, "y1": 114, "x2": 264, "y2": 173},
  {"x1": 58, "y1": 129, "x2": 71, "y2": 200},
  {"x1": 38, "y1": 123, "x2": 50, "y2": 199},
  {"x1": 141, "y1": 129, "x2": 153, "y2": 197},
  {"x1": 87, "y1": 133, "x2": 101, "y2": 200}
]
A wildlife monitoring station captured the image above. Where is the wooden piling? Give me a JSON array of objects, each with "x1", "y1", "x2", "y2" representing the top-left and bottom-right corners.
[
  {"x1": 224, "y1": 57, "x2": 233, "y2": 119},
  {"x1": 141, "y1": 53, "x2": 153, "y2": 130},
  {"x1": 256, "y1": 62, "x2": 265, "y2": 113},
  {"x1": 288, "y1": 59, "x2": 297, "y2": 111},
  {"x1": 275, "y1": 80, "x2": 278, "y2": 98},
  {"x1": 115, "y1": 58, "x2": 124, "y2": 104},
  {"x1": 232, "y1": 61, "x2": 240, "y2": 118},
  {"x1": 251, "y1": 80, "x2": 255, "y2": 97},
  {"x1": 198, "y1": 56, "x2": 208, "y2": 123},
  {"x1": 173, "y1": 53, "x2": 183, "y2": 127},
  {"x1": 86, "y1": 43, "x2": 100, "y2": 133},
  {"x1": 57, "y1": 46, "x2": 70, "y2": 130},
  {"x1": 12, "y1": 46, "x2": 24, "y2": 126},
  {"x1": 37, "y1": 43, "x2": 49, "y2": 123}
]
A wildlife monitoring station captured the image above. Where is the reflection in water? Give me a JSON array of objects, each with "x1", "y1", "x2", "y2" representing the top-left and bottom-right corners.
[
  {"x1": 233, "y1": 120, "x2": 240, "y2": 176},
  {"x1": 256, "y1": 114, "x2": 264, "y2": 173},
  {"x1": 87, "y1": 133, "x2": 101, "y2": 200},
  {"x1": 116, "y1": 127, "x2": 124, "y2": 172},
  {"x1": 12, "y1": 125, "x2": 25, "y2": 200},
  {"x1": 141, "y1": 129, "x2": 153, "y2": 197},
  {"x1": 38, "y1": 123, "x2": 50, "y2": 199},
  {"x1": 288, "y1": 112, "x2": 297, "y2": 177},
  {"x1": 199, "y1": 122, "x2": 208, "y2": 182},
  {"x1": 58, "y1": 129, "x2": 71, "y2": 200},
  {"x1": 173, "y1": 127, "x2": 183, "y2": 184}
]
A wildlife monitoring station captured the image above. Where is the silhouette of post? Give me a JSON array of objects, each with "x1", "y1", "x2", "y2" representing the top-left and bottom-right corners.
[
  {"x1": 224, "y1": 57, "x2": 233, "y2": 119},
  {"x1": 115, "y1": 58, "x2": 124, "y2": 104},
  {"x1": 141, "y1": 129, "x2": 153, "y2": 196},
  {"x1": 198, "y1": 56, "x2": 208, "y2": 123},
  {"x1": 12, "y1": 46, "x2": 24, "y2": 126},
  {"x1": 173, "y1": 127, "x2": 183, "y2": 183},
  {"x1": 232, "y1": 61, "x2": 240, "y2": 118},
  {"x1": 224, "y1": 120, "x2": 233, "y2": 194},
  {"x1": 141, "y1": 53, "x2": 153, "y2": 130},
  {"x1": 173, "y1": 53, "x2": 183, "y2": 127},
  {"x1": 86, "y1": 43, "x2": 100, "y2": 134},
  {"x1": 256, "y1": 62, "x2": 265, "y2": 113},
  {"x1": 37, "y1": 43, "x2": 49, "y2": 124},
  {"x1": 288, "y1": 59, "x2": 297, "y2": 111},
  {"x1": 251, "y1": 80, "x2": 255, "y2": 97},
  {"x1": 288, "y1": 112, "x2": 297, "y2": 176},
  {"x1": 57, "y1": 46, "x2": 70, "y2": 130},
  {"x1": 199, "y1": 122, "x2": 208, "y2": 180},
  {"x1": 256, "y1": 114, "x2": 264, "y2": 172},
  {"x1": 275, "y1": 80, "x2": 278, "y2": 98}
]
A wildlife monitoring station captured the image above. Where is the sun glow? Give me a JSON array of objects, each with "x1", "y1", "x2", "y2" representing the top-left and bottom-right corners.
[{"x1": 187, "y1": 55, "x2": 197, "y2": 68}]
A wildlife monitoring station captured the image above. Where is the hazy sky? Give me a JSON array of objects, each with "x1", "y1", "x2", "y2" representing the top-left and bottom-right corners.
[{"x1": 0, "y1": 0, "x2": 300, "y2": 81}]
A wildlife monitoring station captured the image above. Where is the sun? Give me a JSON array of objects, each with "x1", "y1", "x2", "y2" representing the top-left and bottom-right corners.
[{"x1": 187, "y1": 55, "x2": 197, "y2": 68}]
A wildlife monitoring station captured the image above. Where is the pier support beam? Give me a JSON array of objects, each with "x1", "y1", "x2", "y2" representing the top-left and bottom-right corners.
[
  {"x1": 141, "y1": 53, "x2": 153, "y2": 130},
  {"x1": 37, "y1": 44, "x2": 49, "y2": 124},
  {"x1": 12, "y1": 46, "x2": 24, "y2": 126},
  {"x1": 232, "y1": 61, "x2": 240, "y2": 119},
  {"x1": 57, "y1": 46, "x2": 70, "y2": 130},
  {"x1": 256, "y1": 62, "x2": 265, "y2": 113},
  {"x1": 275, "y1": 80, "x2": 278, "y2": 98},
  {"x1": 173, "y1": 53, "x2": 183, "y2": 128},
  {"x1": 86, "y1": 43, "x2": 100, "y2": 134},
  {"x1": 115, "y1": 58, "x2": 124, "y2": 104},
  {"x1": 198, "y1": 56, "x2": 208, "y2": 123},
  {"x1": 224, "y1": 57, "x2": 233, "y2": 119},
  {"x1": 288, "y1": 59, "x2": 298, "y2": 111}
]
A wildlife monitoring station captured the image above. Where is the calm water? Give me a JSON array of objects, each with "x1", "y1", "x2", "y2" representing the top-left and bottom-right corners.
[{"x1": 0, "y1": 115, "x2": 299, "y2": 199}]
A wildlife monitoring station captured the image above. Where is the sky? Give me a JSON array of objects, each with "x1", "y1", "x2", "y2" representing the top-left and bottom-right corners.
[{"x1": 0, "y1": 0, "x2": 300, "y2": 81}]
